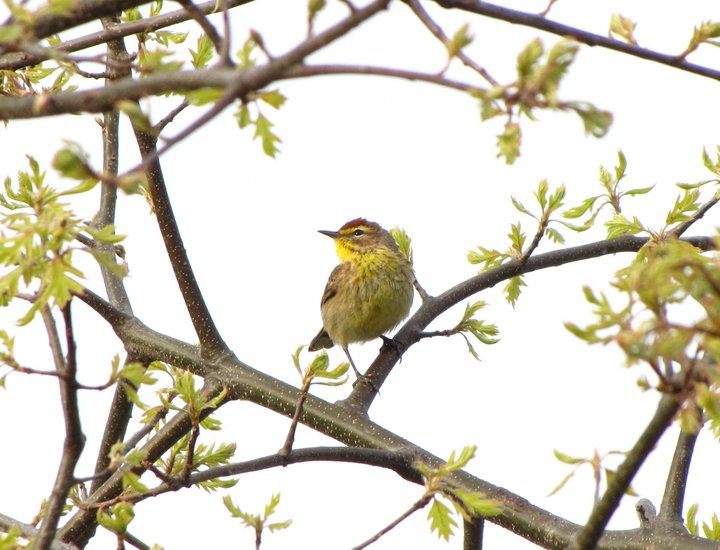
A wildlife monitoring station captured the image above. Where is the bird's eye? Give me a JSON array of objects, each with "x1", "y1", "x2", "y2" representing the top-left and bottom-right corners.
[{"x1": 353, "y1": 229, "x2": 364, "y2": 236}]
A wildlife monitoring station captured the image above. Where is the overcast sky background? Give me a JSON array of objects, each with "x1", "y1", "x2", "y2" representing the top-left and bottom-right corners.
[{"x1": 2, "y1": 0, "x2": 720, "y2": 548}]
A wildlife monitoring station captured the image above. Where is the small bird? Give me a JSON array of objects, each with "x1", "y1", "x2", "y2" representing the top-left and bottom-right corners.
[{"x1": 308, "y1": 218, "x2": 415, "y2": 383}]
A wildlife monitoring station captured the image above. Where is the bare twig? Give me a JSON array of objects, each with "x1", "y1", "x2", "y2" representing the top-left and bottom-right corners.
[
  {"x1": 279, "y1": 382, "x2": 311, "y2": 456},
  {"x1": 153, "y1": 98, "x2": 190, "y2": 135},
  {"x1": 352, "y1": 493, "x2": 433, "y2": 550}
]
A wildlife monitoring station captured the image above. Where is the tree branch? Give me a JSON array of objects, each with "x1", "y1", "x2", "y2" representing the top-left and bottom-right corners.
[
  {"x1": 67, "y1": 290, "x2": 719, "y2": 549},
  {"x1": 3, "y1": 0, "x2": 156, "y2": 43},
  {"x1": 658, "y1": 421, "x2": 701, "y2": 524},
  {"x1": 0, "y1": 0, "x2": 253, "y2": 71},
  {"x1": 90, "y1": 19, "x2": 137, "y2": 502},
  {"x1": 344, "y1": 235, "x2": 716, "y2": 412},
  {"x1": 405, "y1": 0, "x2": 498, "y2": 85},
  {"x1": 0, "y1": 0, "x2": 391, "y2": 121},
  {"x1": 433, "y1": 0, "x2": 720, "y2": 83},
  {"x1": 0, "y1": 512, "x2": 77, "y2": 550},
  {"x1": 567, "y1": 394, "x2": 684, "y2": 550},
  {"x1": 463, "y1": 518, "x2": 484, "y2": 550},
  {"x1": 131, "y1": 118, "x2": 231, "y2": 356},
  {"x1": 35, "y1": 304, "x2": 86, "y2": 550}
]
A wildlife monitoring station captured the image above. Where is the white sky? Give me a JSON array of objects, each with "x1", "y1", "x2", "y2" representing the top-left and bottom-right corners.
[{"x1": 2, "y1": 1, "x2": 720, "y2": 548}]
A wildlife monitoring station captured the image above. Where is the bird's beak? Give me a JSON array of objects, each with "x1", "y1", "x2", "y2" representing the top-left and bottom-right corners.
[{"x1": 318, "y1": 229, "x2": 340, "y2": 239}]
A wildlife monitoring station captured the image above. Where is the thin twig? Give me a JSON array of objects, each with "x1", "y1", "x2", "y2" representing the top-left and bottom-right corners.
[
  {"x1": 83, "y1": 446, "x2": 421, "y2": 510},
  {"x1": 279, "y1": 381, "x2": 311, "y2": 456},
  {"x1": 352, "y1": 493, "x2": 433, "y2": 550},
  {"x1": 405, "y1": 0, "x2": 498, "y2": 85},
  {"x1": 153, "y1": 98, "x2": 190, "y2": 135},
  {"x1": 35, "y1": 303, "x2": 86, "y2": 550},
  {"x1": 434, "y1": 0, "x2": 720, "y2": 83},
  {"x1": 175, "y1": 0, "x2": 227, "y2": 62}
]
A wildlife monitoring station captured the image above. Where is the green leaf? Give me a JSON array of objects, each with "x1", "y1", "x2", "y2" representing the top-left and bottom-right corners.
[
  {"x1": 622, "y1": 185, "x2": 655, "y2": 197},
  {"x1": 191, "y1": 34, "x2": 214, "y2": 69},
  {"x1": 256, "y1": 89, "x2": 287, "y2": 110},
  {"x1": 563, "y1": 195, "x2": 602, "y2": 219},
  {"x1": 390, "y1": 226, "x2": 413, "y2": 264},
  {"x1": 511, "y1": 196, "x2": 535, "y2": 219},
  {"x1": 446, "y1": 23, "x2": 474, "y2": 58},
  {"x1": 517, "y1": 38, "x2": 543, "y2": 83},
  {"x1": 546, "y1": 227, "x2": 565, "y2": 244},
  {"x1": 553, "y1": 449, "x2": 585, "y2": 465},
  {"x1": 569, "y1": 102, "x2": 612, "y2": 138},
  {"x1": 450, "y1": 490, "x2": 502, "y2": 518},
  {"x1": 496, "y1": 121, "x2": 521, "y2": 164},
  {"x1": 254, "y1": 114, "x2": 282, "y2": 158},
  {"x1": 686, "y1": 503, "x2": 700, "y2": 537},
  {"x1": 97, "y1": 502, "x2": 135, "y2": 535},
  {"x1": 508, "y1": 223, "x2": 526, "y2": 253},
  {"x1": 467, "y1": 247, "x2": 507, "y2": 269},
  {"x1": 52, "y1": 143, "x2": 94, "y2": 180},
  {"x1": 504, "y1": 276, "x2": 526, "y2": 308},
  {"x1": 427, "y1": 499, "x2": 457, "y2": 541},
  {"x1": 605, "y1": 213, "x2": 646, "y2": 239},
  {"x1": 609, "y1": 13, "x2": 638, "y2": 45}
]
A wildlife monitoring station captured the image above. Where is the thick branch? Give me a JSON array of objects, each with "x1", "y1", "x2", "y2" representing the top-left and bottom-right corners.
[
  {"x1": 62, "y1": 298, "x2": 718, "y2": 550},
  {"x1": 433, "y1": 0, "x2": 720, "y2": 82}
]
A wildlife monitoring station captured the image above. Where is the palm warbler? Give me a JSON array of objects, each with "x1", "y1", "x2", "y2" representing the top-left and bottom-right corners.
[{"x1": 308, "y1": 218, "x2": 415, "y2": 382}]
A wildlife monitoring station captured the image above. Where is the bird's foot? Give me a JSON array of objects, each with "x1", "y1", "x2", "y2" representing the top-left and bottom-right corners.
[
  {"x1": 380, "y1": 335, "x2": 406, "y2": 362},
  {"x1": 352, "y1": 371, "x2": 380, "y2": 394}
]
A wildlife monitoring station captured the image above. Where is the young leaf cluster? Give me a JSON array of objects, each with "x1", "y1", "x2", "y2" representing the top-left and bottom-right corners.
[
  {"x1": 566, "y1": 236, "x2": 720, "y2": 433},
  {"x1": 292, "y1": 346, "x2": 349, "y2": 388},
  {"x1": 236, "y1": 88, "x2": 287, "y2": 158},
  {"x1": 223, "y1": 493, "x2": 292, "y2": 548},
  {"x1": 686, "y1": 504, "x2": 720, "y2": 541},
  {"x1": 447, "y1": 301, "x2": 500, "y2": 360},
  {"x1": 390, "y1": 226, "x2": 413, "y2": 264},
  {"x1": 468, "y1": 180, "x2": 566, "y2": 306},
  {"x1": 415, "y1": 446, "x2": 501, "y2": 541},
  {"x1": 680, "y1": 20, "x2": 720, "y2": 60},
  {"x1": 609, "y1": 13, "x2": 638, "y2": 46},
  {"x1": 471, "y1": 39, "x2": 611, "y2": 163},
  {"x1": 0, "y1": 155, "x2": 122, "y2": 324}
]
